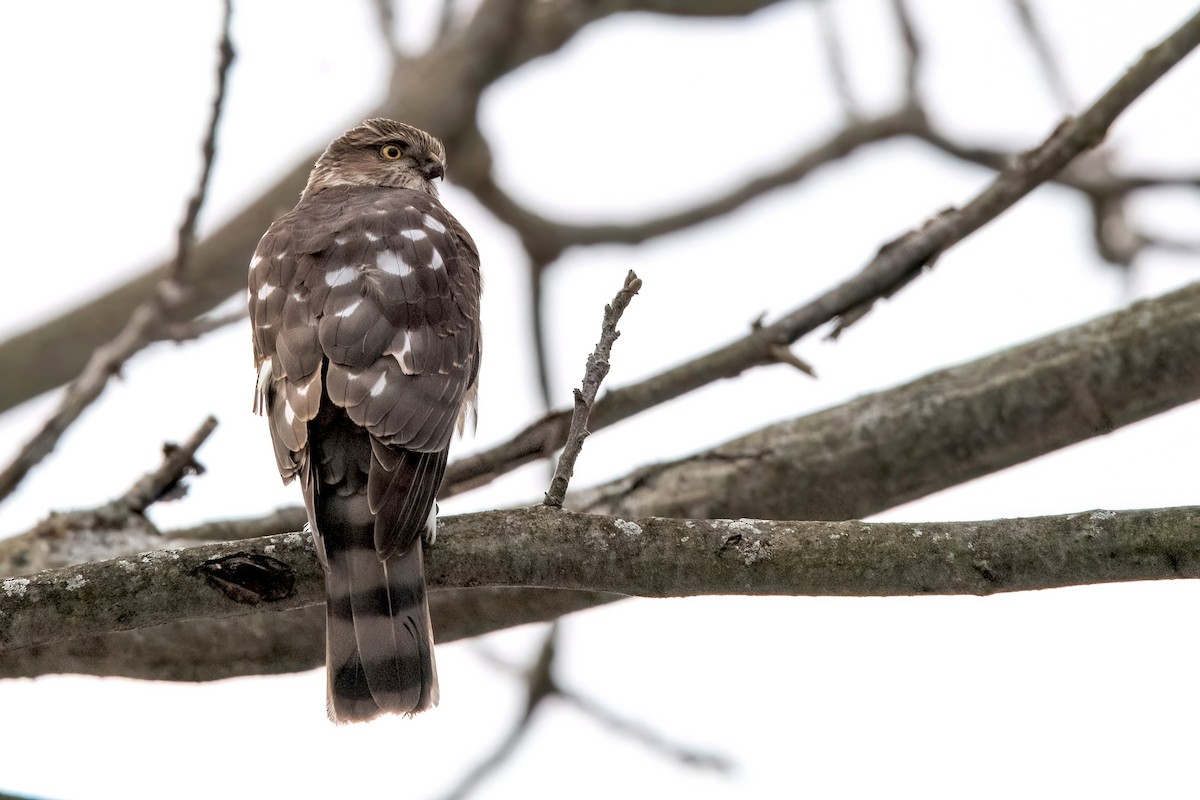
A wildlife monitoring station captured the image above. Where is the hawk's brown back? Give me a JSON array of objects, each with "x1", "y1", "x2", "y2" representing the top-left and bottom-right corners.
[{"x1": 249, "y1": 184, "x2": 481, "y2": 557}]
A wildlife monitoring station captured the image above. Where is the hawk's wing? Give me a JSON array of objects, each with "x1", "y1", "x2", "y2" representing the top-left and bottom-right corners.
[{"x1": 249, "y1": 185, "x2": 481, "y2": 557}]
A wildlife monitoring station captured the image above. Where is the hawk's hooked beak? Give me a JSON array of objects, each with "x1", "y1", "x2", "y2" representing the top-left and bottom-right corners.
[{"x1": 422, "y1": 159, "x2": 445, "y2": 181}]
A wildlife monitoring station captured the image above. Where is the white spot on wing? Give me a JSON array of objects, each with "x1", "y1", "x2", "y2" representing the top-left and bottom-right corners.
[
  {"x1": 335, "y1": 298, "x2": 364, "y2": 317},
  {"x1": 365, "y1": 232, "x2": 380, "y2": 242},
  {"x1": 369, "y1": 373, "x2": 388, "y2": 397},
  {"x1": 429, "y1": 248, "x2": 444, "y2": 271},
  {"x1": 325, "y1": 267, "x2": 356, "y2": 287},
  {"x1": 255, "y1": 360, "x2": 273, "y2": 415},
  {"x1": 424, "y1": 214, "x2": 446, "y2": 234},
  {"x1": 375, "y1": 249, "x2": 412, "y2": 277},
  {"x1": 389, "y1": 333, "x2": 415, "y2": 375},
  {"x1": 400, "y1": 229, "x2": 427, "y2": 241},
  {"x1": 334, "y1": 236, "x2": 348, "y2": 245},
  {"x1": 284, "y1": 401, "x2": 297, "y2": 424},
  {"x1": 256, "y1": 282, "x2": 276, "y2": 300},
  {"x1": 248, "y1": 255, "x2": 263, "y2": 273}
]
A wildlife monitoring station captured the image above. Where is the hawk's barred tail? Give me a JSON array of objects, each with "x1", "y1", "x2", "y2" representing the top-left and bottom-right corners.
[{"x1": 322, "y1": 511, "x2": 439, "y2": 722}]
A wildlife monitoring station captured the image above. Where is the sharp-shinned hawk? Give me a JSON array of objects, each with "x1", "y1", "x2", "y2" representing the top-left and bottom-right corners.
[{"x1": 248, "y1": 119, "x2": 481, "y2": 722}]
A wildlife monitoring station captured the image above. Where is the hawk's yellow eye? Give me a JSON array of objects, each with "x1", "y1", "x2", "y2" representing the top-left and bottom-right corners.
[{"x1": 380, "y1": 144, "x2": 404, "y2": 160}]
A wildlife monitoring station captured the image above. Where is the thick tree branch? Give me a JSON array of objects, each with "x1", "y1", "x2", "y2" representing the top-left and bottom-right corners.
[
  {"x1": 4, "y1": 505, "x2": 1200, "y2": 656},
  {"x1": 4, "y1": 278, "x2": 1196, "y2": 677},
  {"x1": 0, "y1": 589, "x2": 615, "y2": 681}
]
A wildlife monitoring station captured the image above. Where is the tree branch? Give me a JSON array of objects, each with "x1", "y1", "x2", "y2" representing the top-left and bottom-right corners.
[
  {"x1": 0, "y1": 3, "x2": 235, "y2": 503},
  {"x1": 545, "y1": 271, "x2": 641, "y2": 507},
  {"x1": 4, "y1": 505, "x2": 1200, "y2": 656},
  {"x1": 459, "y1": 109, "x2": 922, "y2": 263},
  {"x1": 1009, "y1": 0, "x2": 1075, "y2": 111},
  {"x1": 442, "y1": 8, "x2": 1200, "y2": 500},
  {"x1": 0, "y1": 589, "x2": 616, "y2": 681},
  {"x1": 119, "y1": 415, "x2": 219, "y2": 515},
  {"x1": 4, "y1": 277, "x2": 1196, "y2": 678},
  {"x1": 573, "y1": 278, "x2": 1200, "y2": 521}
]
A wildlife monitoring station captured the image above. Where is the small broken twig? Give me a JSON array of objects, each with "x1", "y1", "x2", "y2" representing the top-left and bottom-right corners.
[
  {"x1": 119, "y1": 415, "x2": 219, "y2": 515},
  {"x1": 544, "y1": 271, "x2": 641, "y2": 507}
]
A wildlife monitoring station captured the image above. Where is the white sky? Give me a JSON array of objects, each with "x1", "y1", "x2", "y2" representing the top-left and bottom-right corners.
[{"x1": 1, "y1": 1, "x2": 1199, "y2": 798}]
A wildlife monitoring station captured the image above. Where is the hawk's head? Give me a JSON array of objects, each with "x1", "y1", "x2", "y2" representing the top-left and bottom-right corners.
[{"x1": 303, "y1": 118, "x2": 447, "y2": 198}]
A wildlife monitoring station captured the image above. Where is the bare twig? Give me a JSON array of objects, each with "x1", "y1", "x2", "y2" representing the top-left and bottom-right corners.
[
  {"x1": 119, "y1": 416, "x2": 218, "y2": 515},
  {"x1": 1010, "y1": 0, "x2": 1075, "y2": 111},
  {"x1": 6, "y1": 505, "x2": 1200, "y2": 655},
  {"x1": 437, "y1": 625, "x2": 559, "y2": 800},
  {"x1": 173, "y1": 0, "x2": 234, "y2": 284},
  {"x1": 462, "y1": 109, "x2": 923, "y2": 262},
  {"x1": 0, "y1": 0, "x2": 235, "y2": 505},
  {"x1": 163, "y1": 306, "x2": 248, "y2": 343},
  {"x1": 529, "y1": 257, "x2": 555, "y2": 413},
  {"x1": 545, "y1": 271, "x2": 642, "y2": 508},
  {"x1": 560, "y1": 690, "x2": 733, "y2": 773},
  {"x1": 452, "y1": 620, "x2": 730, "y2": 798},
  {"x1": 1138, "y1": 232, "x2": 1200, "y2": 254},
  {"x1": 890, "y1": 0, "x2": 922, "y2": 101},
  {"x1": 816, "y1": 0, "x2": 860, "y2": 119}
]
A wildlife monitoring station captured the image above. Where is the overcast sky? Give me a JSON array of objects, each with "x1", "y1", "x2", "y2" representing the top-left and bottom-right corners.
[{"x1": 2, "y1": 1, "x2": 1199, "y2": 798}]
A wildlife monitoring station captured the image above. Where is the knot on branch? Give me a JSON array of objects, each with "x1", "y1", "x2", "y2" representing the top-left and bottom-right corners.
[{"x1": 198, "y1": 552, "x2": 295, "y2": 604}]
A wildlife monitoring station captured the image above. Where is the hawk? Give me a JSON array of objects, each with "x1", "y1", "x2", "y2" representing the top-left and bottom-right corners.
[{"x1": 248, "y1": 119, "x2": 481, "y2": 722}]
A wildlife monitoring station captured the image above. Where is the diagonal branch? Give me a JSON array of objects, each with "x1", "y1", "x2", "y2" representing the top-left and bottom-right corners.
[
  {"x1": 0, "y1": 1, "x2": 235, "y2": 504},
  {"x1": 119, "y1": 415, "x2": 219, "y2": 516}
]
